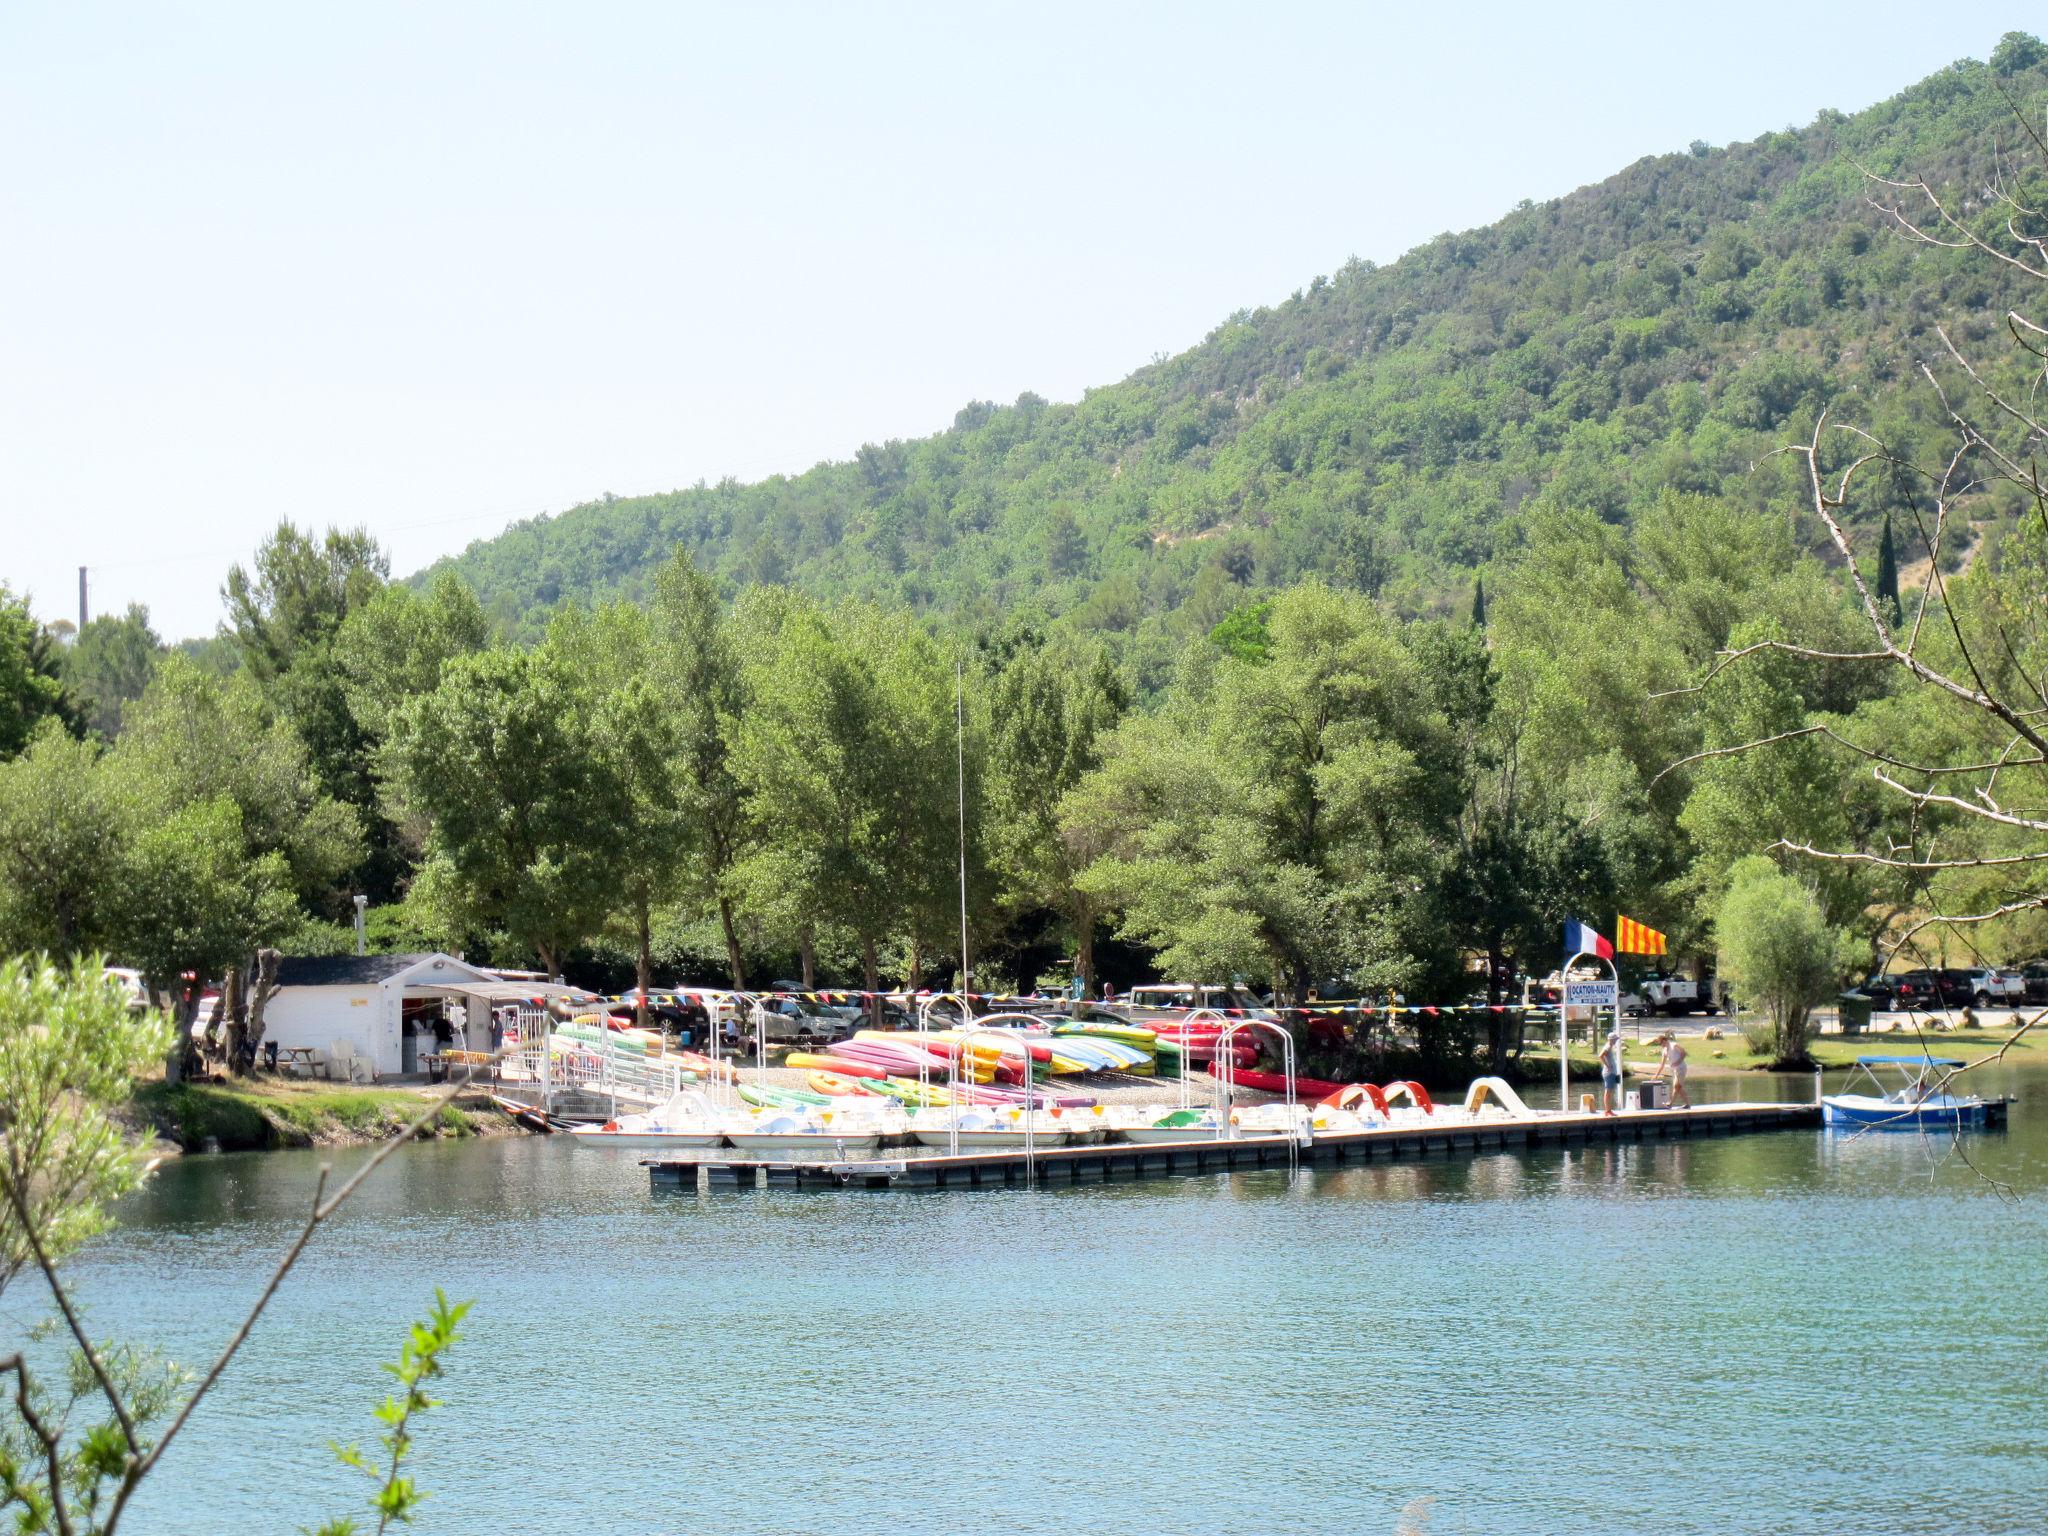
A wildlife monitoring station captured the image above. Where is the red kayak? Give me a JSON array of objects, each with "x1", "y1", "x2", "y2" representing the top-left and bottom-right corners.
[{"x1": 1210, "y1": 1063, "x2": 1351, "y2": 1098}]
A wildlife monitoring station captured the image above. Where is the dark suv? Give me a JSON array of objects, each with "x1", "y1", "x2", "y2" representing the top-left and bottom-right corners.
[
  {"x1": 1892, "y1": 969, "x2": 1968, "y2": 1008},
  {"x1": 2022, "y1": 963, "x2": 2048, "y2": 1004}
]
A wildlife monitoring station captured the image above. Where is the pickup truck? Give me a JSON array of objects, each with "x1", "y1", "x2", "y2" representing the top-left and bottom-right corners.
[{"x1": 1639, "y1": 976, "x2": 1721, "y2": 1016}]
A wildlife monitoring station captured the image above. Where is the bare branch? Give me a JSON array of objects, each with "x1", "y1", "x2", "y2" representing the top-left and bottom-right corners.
[
  {"x1": 1871, "y1": 771, "x2": 2048, "y2": 832},
  {"x1": 1647, "y1": 636, "x2": 1889, "y2": 700},
  {"x1": 0, "y1": 1173, "x2": 139, "y2": 1454},
  {"x1": 1886, "y1": 894, "x2": 2048, "y2": 961},
  {"x1": 1771, "y1": 839, "x2": 2048, "y2": 871}
]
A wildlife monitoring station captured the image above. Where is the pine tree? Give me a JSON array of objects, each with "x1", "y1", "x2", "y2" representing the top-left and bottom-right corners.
[
  {"x1": 1875, "y1": 513, "x2": 1900, "y2": 623},
  {"x1": 1470, "y1": 574, "x2": 1487, "y2": 628}
]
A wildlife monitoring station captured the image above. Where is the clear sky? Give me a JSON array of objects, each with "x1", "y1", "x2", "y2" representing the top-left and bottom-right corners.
[{"x1": 1, "y1": 2, "x2": 2031, "y2": 640}]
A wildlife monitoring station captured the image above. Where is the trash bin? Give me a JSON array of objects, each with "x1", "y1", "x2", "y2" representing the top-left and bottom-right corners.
[{"x1": 1837, "y1": 992, "x2": 1872, "y2": 1036}]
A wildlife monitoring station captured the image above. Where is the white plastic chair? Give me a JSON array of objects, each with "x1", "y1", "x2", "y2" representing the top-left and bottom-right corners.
[{"x1": 328, "y1": 1040, "x2": 372, "y2": 1084}]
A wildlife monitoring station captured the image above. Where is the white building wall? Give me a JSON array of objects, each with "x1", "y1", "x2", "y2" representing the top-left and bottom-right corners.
[{"x1": 263, "y1": 985, "x2": 385, "y2": 1071}]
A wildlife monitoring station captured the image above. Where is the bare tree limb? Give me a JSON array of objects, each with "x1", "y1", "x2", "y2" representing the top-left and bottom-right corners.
[
  {"x1": 1771, "y1": 839, "x2": 2048, "y2": 871},
  {"x1": 1871, "y1": 771, "x2": 2048, "y2": 832},
  {"x1": 0, "y1": 1174, "x2": 138, "y2": 1454}
]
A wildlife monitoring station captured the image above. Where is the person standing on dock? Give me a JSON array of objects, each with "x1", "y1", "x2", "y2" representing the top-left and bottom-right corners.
[
  {"x1": 1651, "y1": 1032, "x2": 1692, "y2": 1109},
  {"x1": 1599, "y1": 1029, "x2": 1623, "y2": 1115}
]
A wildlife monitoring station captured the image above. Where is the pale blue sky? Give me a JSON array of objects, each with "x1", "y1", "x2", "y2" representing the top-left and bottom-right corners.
[{"x1": 1, "y1": 2, "x2": 2030, "y2": 639}]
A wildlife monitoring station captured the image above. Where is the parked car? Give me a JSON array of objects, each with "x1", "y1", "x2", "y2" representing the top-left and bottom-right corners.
[
  {"x1": 753, "y1": 994, "x2": 852, "y2": 1047},
  {"x1": 2023, "y1": 962, "x2": 2048, "y2": 1004},
  {"x1": 771, "y1": 981, "x2": 866, "y2": 1024},
  {"x1": 1956, "y1": 967, "x2": 2025, "y2": 1007},
  {"x1": 1119, "y1": 983, "x2": 1272, "y2": 1016},
  {"x1": 1892, "y1": 969, "x2": 1968, "y2": 1009},
  {"x1": 1640, "y1": 975, "x2": 1723, "y2": 1016}
]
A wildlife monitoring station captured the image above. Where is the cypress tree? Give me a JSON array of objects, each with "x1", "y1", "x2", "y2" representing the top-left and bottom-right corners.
[
  {"x1": 1875, "y1": 513, "x2": 1900, "y2": 622},
  {"x1": 1470, "y1": 574, "x2": 1487, "y2": 628}
]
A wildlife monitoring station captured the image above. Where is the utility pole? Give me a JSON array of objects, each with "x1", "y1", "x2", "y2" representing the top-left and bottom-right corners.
[{"x1": 77, "y1": 567, "x2": 87, "y2": 631}]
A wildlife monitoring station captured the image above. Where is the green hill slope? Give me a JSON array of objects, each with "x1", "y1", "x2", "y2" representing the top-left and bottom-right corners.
[{"x1": 422, "y1": 35, "x2": 2048, "y2": 660}]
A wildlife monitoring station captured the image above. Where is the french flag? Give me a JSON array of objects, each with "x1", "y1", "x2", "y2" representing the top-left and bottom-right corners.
[{"x1": 1564, "y1": 919, "x2": 1613, "y2": 961}]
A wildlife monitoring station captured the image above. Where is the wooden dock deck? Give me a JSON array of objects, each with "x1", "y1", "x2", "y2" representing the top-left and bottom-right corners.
[{"x1": 647, "y1": 1101, "x2": 1822, "y2": 1192}]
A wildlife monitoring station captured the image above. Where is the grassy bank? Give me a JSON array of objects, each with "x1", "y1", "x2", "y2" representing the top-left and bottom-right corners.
[
  {"x1": 135, "y1": 1078, "x2": 491, "y2": 1153},
  {"x1": 1520, "y1": 1023, "x2": 2040, "y2": 1079}
]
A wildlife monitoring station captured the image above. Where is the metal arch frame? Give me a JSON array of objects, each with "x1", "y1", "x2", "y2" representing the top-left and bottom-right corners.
[
  {"x1": 1560, "y1": 950, "x2": 1622, "y2": 1111},
  {"x1": 1211, "y1": 1018, "x2": 1302, "y2": 1172},
  {"x1": 1174, "y1": 1007, "x2": 1235, "y2": 1111},
  {"x1": 950, "y1": 1023, "x2": 1044, "y2": 1178}
]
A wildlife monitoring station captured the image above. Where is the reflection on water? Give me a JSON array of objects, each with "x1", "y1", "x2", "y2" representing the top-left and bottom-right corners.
[{"x1": 46, "y1": 1065, "x2": 2048, "y2": 1535}]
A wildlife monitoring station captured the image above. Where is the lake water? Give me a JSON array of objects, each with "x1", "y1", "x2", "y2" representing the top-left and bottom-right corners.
[{"x1": 56, "y1": 1065, "x2": 2048, "y2": 1535}]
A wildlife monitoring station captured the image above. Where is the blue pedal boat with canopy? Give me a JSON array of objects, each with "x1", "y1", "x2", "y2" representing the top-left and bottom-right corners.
[{"x1": 1821, "y1": 1055, "x2": 2003, "y2": 1130}]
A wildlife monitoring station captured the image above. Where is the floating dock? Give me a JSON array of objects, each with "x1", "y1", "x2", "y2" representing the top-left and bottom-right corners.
[{"x1": 647, "y1": 1101, "x2": 1823, "y2": 1192}]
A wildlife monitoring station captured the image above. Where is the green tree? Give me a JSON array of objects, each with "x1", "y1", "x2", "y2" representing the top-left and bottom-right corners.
[
  {"x1": 1073, "y1": 583, "x2": 1459, "y2": 1001},
  {"x1": 1677, "y1": 617, "x2": 1870, "y2": 929},
  {"x1": 986, "y1": 633, "x2": 1128, "y2": 994},
  {"x1": 1874, "y1": 512, "x2": 1900, "y2": 624},
  {"x1": 0, "y1": 957, "x2": 171, "y2": 1291},
  {"x1": 646, "y1": 550, "x2": 754, "y2": 987},
  {"x1": 1714, "y1": 856, "x2": 1855, "y2": 1067},
  {"x1": 101, "y1": 656, "x2": 362, "y2": 1070},
  {"x1": 388, "y1": 640, "x2": 625, "y2": 976},
  {"x1": 0, "y1": 587, "x2": 76, "y2": 760},
  {"x1": 223, "y1": 522, "x2": 391, "y2": 885},
  {"x1": 223, "y1": 521, "x2": 389, "y2": 686},
  {"x1": 332, "y1": 574, "x2": 490, "y2": 745},
  {"x1": 60, "y1": 605, "x2": 164, "y2": 739},
  {"x1": 107, "y1": 655, "x2": 363, "y2": 912},
  {"x1": 546, "y1": 602, "x2": 689, "y2": 1017},
  {"x1": 0, "y1": 724, "x2": 127, "y2": 956},
  {"x1": 734, "y1": 595, "x2": 959, "y2": 990}
]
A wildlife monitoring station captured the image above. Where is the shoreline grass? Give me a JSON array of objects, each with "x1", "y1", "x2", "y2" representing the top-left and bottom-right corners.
[
  {"x1": 1520, "y1": 1023, "x2": 2039, "y2": 1080},
  {"x1": 134, "y1": 1077, "x2": 488, "y2": 1153}
]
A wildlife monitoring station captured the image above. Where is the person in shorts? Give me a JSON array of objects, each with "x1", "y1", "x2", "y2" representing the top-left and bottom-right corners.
[
  {"x1": 1599, "y1": 1029, "x2": 1623, "y2": 1114},
  {"x1": 1651, "y1": 1031, "x2": 1692, "y2": 1108}
]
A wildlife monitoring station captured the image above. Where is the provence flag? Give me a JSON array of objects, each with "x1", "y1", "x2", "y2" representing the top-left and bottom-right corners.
[
  {"x1": 1616, "y1": 915, "x2": 1668, "y2": 956},
  {"x1": 1564, "y1": 919, "x2": 1613, "y2": 961}
]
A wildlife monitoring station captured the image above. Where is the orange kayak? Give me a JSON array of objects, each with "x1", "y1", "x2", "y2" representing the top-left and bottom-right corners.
[
  {"x1": 785, "y1": 1051, "x2": 888, "y2": 1080},
  {"x1": 806, "y1": 1070, "x2": 874, "y2": 1097}
]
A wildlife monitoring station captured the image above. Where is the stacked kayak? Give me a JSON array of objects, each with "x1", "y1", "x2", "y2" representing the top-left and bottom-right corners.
[
  {"x1": 1151, "y1": 1020, "x2": 1259, "y2": 1070},
  {"x1": 1211, "y1": 1063, "x2": 1351, "y2": 1099},
  {"x1": 838, "y1": 1032, "x2": 984, "y2": 1080},
  {"x1": 738, "y1": 1081, "x2": 831, "y2": 1110}
]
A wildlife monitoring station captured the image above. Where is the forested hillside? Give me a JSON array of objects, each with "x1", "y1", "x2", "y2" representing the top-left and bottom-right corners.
[
  {"x1": 426, "y1": 39, "x2": 2048, "y2": 682},
  {"x1": 6, "y1": 35, "x2": 2048, "y2": 1078}
]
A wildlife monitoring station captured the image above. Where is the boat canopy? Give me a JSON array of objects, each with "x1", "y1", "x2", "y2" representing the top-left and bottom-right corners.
[{"x1": 1854, "y1": 1054, "x2": 1965, "y2": 1066}]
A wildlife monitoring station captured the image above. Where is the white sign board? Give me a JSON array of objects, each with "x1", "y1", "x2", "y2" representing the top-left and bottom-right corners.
[{"x1": 1564, "y1": 980, "x2": 1618, "y2": 1008}]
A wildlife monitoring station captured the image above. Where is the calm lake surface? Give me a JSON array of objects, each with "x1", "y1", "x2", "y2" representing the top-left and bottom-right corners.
[{"x1": 58, "y1": 1066, "x2": 2048, "y2": 1535}]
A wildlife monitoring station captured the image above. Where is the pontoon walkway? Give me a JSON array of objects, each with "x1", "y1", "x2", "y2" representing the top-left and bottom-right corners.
[{"x1": 648, "y1": 1099, "x2": 1845, "y2": 1192}]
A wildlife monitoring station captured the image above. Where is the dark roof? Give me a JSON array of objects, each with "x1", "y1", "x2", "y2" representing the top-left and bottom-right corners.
[{"x1": 276, "y1": 953, "x2": 442, "y2": 988}]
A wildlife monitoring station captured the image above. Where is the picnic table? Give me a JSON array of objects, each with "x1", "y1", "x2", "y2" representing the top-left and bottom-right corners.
[{"x1": 277, "y1": 1046, "x2": 320, "y2": 1078}]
